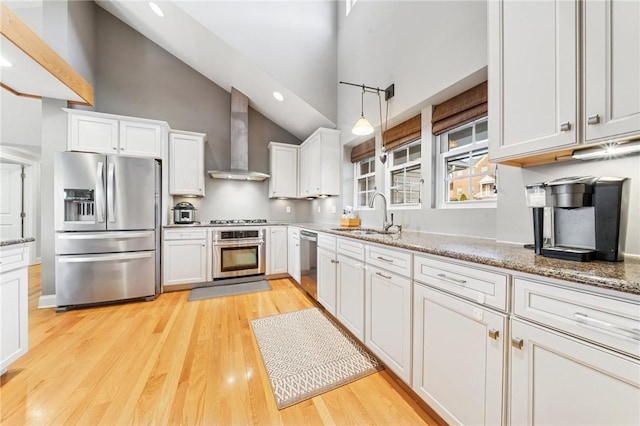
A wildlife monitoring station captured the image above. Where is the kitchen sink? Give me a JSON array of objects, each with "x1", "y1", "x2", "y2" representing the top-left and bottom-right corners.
[{"x1": 331, "y1": 228, "x2": 393, "y2": 235}]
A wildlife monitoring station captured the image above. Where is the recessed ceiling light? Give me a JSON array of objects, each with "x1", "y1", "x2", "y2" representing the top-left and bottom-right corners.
[
  {"x1": 0, "y1": 57, "x2": 13, "y2": 67},
  {"x1": 273, "y1": 91, "x2": 284, "y2": 102},
  {"x1": 149, "y1": 2, "x2": 165, "y2": 17}
]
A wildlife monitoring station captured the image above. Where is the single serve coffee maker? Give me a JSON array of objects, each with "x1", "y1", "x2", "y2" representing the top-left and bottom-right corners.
[{"x1": 525, "y1": 176, "x2": 628, "y2": 262}]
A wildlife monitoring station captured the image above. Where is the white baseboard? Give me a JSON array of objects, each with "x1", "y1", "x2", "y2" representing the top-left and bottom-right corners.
[{"x1": 38, "y1": 294, "x2": 56, "y2": 309}]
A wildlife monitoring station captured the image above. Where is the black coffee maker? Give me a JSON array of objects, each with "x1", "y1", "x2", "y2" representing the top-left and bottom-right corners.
[{"x1": 525, "y1": 176, "x2": 628, "y2": 262}]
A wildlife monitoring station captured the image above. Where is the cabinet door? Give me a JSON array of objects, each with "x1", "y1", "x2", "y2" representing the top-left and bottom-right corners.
[
  {"x1": 269, "y1": 145, "x2": 298, "y2": 198},
  {"x1": 365, "y1": 266, "x2": 411, "y2": 384},
  {"x1": 298, "y1": 143, "x2": 310, "y2": 198},
  {"x1": 169, "y1": 133, "x2": 205, "y2": 196},
  {"x1": 317, "y1": 246, "x2": 337, "y2": 316},
  {"x1": 162, "y1": 239, "x2": 207, "y2": 286},
  {"x1": 413, "y1": 283, "x2": 506, "y2": 426},
  {"x1": 69, "y1": 114, "x2": 119, "y2": 154},
  {"x1": 489, "y1": 0, "x2": 578, "y2": 161},
  {"x1": 336, "y1": 254, "x2": 365, "y2": 342},
  {"x1": 584, "y1": 0, "x2": 640, "y2": 142},
  {"x1": 307, "y1": 134, "x2": 322, "y2": 196},
  {"x1": 0, "y1": 267, "x2": 28, "y2": 374},
  {"x1": 119, "y1": 121, "x2": 163, "y2": 159},
  {"x1": 510, "y1": 319, "x2": 640, "y2": 426},
  {"x1": 267, "y1": 227, "x2": 288, "y2": 275},
  {"x1": 287, "y1": 231, "x2": 301, "y2": 284}
]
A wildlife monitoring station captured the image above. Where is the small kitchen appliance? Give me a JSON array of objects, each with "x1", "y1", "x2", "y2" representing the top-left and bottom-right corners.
[
  {"x1": 172, "y1": 202, "x2": 197, "y2": 224},
  {"x1": 525, "y1": 176, "x2": 628, "y2": 262}
]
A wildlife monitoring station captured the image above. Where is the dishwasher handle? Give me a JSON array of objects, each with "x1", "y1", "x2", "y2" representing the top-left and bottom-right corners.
[{"x1": 300, "y1": 231, "x2": 317, "y2": 242}]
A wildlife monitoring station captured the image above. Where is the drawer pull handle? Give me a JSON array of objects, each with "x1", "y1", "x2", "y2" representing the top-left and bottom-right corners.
[
  {"x1": 376, "y1": 256, "x2": 393, "y2": 263},
  {"x1": 488, "y1": 329, "x2": 500, "y2": 340},
  {"x1": 436, "y1": 273, "x2": 467, "y2": 286},
  {"x1": 376, "y1": 271, "x2": 392, "y2": 279},
  {"x1": 574, "y1": 312, "x2": 640, "y2": 341},
  {"x1": 330, "y1": 259, "x2": 339, "y2": 264},
  {"x1": 511, "y1": 337, "x2": 524, "y2": 350},
  {"x1": 587, "y1": 114, "x2": 600, "y2": 125}
]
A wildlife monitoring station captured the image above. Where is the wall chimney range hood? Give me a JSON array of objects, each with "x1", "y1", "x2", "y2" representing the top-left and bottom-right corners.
[{"x1": 208, "y1": 88, "x2": 270, "y2": 181}]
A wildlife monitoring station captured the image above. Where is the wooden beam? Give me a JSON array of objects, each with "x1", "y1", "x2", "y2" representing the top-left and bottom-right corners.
[{"x1": 0, "y1": 2, "x2": 94, "y2": 106}]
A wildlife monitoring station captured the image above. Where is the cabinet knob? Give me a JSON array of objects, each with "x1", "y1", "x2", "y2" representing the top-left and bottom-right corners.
[
  {"x1": 488, "y1": 329, "x2": 500, "y2": 340},
  {"x1": 587, "y1": 114, "x2": 601, "y2": 125},
  {"x1": 560, "y1": 121, "x2": 571, "y2": 132},
  {"x1": 112, "y1": 147, "x2": 117, "y2": 150},
  {"x1": 511, "y1": 337, "x2": 524, "y2": 350}
]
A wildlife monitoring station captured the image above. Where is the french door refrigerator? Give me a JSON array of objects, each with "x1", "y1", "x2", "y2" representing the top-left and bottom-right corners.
[{"x1": 54, "y1": 151, "x2": 160, "y2": 310}]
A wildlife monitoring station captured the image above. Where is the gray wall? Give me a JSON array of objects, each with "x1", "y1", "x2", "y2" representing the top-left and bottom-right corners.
[{"x1": 90, "y1": 6, "x2": 304, "y2": 223}]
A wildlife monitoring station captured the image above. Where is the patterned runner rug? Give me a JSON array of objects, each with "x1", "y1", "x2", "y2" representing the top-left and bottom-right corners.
[{"x1": 250, "y1": 307, "x2": 383, "y2": 409}]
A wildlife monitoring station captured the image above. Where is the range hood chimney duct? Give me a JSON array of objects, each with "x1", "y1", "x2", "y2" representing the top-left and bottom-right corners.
[{"x1": 208, "y1": 88, "x2": 270, "y2": 181}]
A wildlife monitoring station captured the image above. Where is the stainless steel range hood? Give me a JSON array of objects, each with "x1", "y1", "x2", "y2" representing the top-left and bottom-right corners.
[{"x1": 208, "y1": 88, "x2": 270, "y2": 181}]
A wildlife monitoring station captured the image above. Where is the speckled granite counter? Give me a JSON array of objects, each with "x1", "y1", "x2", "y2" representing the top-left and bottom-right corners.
[
  {"x1": 0, "y1": 237, "x2": 35, "y2": 247},
  {"x1": 289, "y1": 223, "x2": 640, "y2": 296}
]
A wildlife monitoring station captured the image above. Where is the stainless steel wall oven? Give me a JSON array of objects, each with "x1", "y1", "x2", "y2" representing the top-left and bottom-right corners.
[{"x1": 212, "y1": 228, "x2": 265, "y2": 280}]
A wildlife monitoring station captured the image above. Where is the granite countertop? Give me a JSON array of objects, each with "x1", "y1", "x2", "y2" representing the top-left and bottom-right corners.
[
  {"x1": 1, "y1": 237, "x2": 35, "y2": 247},
  {"x1": 290, "y1": 223, "x2": 640, "y2": 296}
]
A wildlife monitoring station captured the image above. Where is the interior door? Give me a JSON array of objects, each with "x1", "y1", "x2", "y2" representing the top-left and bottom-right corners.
[
  {"x1": 0, "y1": 164, "x2": 23, "y2": 240},
  {"x1": 106, "y1": 156, "x2": 157, "y2": 231}
]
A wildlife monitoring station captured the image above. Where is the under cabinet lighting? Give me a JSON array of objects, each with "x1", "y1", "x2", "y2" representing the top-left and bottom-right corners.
[
  {"x1": 273, "y1": 91, "x2": 284, "y2": 102},
  {"x1": 149, "y1": 2, "x2": 165, "y2": 17},
  {"x1": 0, "y1": 56, "x2": 12, "y2": 67},
  {"x1": 572, "y1": 141, "x2": 640, "y2": 160}
]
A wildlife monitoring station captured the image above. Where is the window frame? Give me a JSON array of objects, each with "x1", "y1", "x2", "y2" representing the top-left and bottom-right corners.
[
  {"x1": 437, "y1": 116, "x2": 496, "y2": 209},
  {"x1": 353, "y1": 155, "x2": 376, "y2": 211},
  {"x1": 386, "y1": 139, "x2": 423, "y2": 210}
]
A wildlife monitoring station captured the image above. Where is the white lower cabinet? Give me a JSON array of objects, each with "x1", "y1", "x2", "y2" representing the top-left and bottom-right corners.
[
  {"x1": 0, "y1": 245, "x2": 29, "y2": 375},
  {"x1": 365, "y1": 265, "x2": 412, "y2": 384},
  {"x1": 162, "y1": 229, "x2": 208, "y2": 289},
  {"x1": 510, "y1": 318, "x2": 640, "y2": 426},
  {"x1": 317, "y1": 236, "x2": 337, "y2": 315},
  {"x1": 336, "y1": 253, "x2": 366, "y2": 342},
  {"x1": 287, "y1": 227, "x2": 301, "y2": 284},
  {"x1": 267, "y1": 226, "x2": 288, "y2": 275},
  {"x1": 413, "y1": 283, "x2": 506, "y2": 426}
]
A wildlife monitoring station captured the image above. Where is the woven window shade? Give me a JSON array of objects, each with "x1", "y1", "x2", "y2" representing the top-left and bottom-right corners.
[
  {"x1": 383, "y1": 114, "x2": 422, "y2": 151},
  {"x1": 431, "y1": 81, "x2": 487, "y2": 135},
  {"x1": 350, "y1": 138, "x2": 375, "y2": 163}
]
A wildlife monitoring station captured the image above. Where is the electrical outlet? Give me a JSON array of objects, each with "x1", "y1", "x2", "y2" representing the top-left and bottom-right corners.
[
  {"x1": 317, "y1": 206, "x2": 321, "y2": 213},
  {"x1": 286, "y1": 206, "x2": 291, "y2": 214},
  {"x1": 331, "y1": 205, "x2": 337, "y2": 214}
]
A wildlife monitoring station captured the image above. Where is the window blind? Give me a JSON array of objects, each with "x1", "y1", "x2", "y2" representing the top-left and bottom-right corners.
[
  {"x1": 383, "y1": 114, "x2": 421, "y2": 152},
  {"x1": 431, "y1": 81, "x2": 487, "y2": 136},
  {"x1": 350, "y1": 138, "x2": 375, "y2": 163}
]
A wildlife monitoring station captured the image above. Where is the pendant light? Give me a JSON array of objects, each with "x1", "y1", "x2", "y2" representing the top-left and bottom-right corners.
[{"x1": 352, "y1": 86, "x2": 374, "y2": 135}]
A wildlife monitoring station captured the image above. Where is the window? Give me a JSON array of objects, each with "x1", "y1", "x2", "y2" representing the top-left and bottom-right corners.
[
  {"x1": 387, "y1": 140, "x2": 422, "y2": 206},
  {"x1": 354, "y1": 156, "x2": 376, "y2": 209},
  {"x1": 439, "y1": 117, "x2": 496, "y2": 205}
]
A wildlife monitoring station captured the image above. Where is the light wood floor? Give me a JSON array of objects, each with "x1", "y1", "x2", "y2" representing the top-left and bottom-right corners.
[{"x1": 1, "y1": 265, "x2": 439, "y2": 425}]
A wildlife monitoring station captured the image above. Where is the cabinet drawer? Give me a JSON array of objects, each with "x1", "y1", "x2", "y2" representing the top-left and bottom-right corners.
[
  {"x1": 0, "y1": 246, "x2": 29, "y2": 274},
  {"x1": 337, "y1": 238, "x2": 364, "y2": 261},
  {"x1": 514, "y1": 277, "x2": 640, "y2": 359},
  {"x1": 366, "y1": 244, "x2": 411, "y2": 277},
  {"x1": 163, "y1": 229, "x2": 208, "y2": 240},
  {"x1": 288, "y1": 227, "x2": 300, "y2": 239},
  {"x1": 414, "y1": 254, "x2": 509, "y2": 311},
  {"x1": 318, "y1": 233, "x2": 336, "y2": 250}
]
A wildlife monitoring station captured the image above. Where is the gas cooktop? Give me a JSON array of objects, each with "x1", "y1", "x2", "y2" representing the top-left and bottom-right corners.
[{"x1": 209, "y1": 219, "x2": 268, "y2": 225}]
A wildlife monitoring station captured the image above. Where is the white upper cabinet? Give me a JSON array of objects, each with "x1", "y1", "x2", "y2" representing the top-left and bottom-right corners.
[
  {"x1": 66, "y1": 109, "x2": 168, "y2": 159},
  {"x1": 488, "y1": 0, "x2": 578, "y2": 162},
  {"x1": 169, "y1": 130, "x2": 206, "y2": 197},
  {"x1": 268, "y1": 142, "x2": 298, "y2": 198},
  {"x1": 489, "y1": 0, "x2": 640, "y2": 165},
  {"x1": 583, "y1": 0, "x2": 640, "y2": 142},
  {"x1": 298, "y1": 128, "x2": 341, "y2": 198}
]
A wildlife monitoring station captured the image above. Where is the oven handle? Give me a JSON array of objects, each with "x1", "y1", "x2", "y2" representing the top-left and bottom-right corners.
[{"x1": 213, "y1": 240, "x2": 264, "y2": 248}]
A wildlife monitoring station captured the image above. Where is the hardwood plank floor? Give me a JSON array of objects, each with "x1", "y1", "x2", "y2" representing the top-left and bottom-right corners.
[{"x1": 1, "y1": 265, "x2": 439, "y2": 425}]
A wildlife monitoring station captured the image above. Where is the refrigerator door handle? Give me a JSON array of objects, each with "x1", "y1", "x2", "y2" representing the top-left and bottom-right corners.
[
  {"x1": 96, "y1": 161, "x2": 105, "y2": 223},
  {"x1": 57, "y1": 231, "x2": 154, "y2": 240},
  {"x1": 107, "y1": 161, "x2": 115, "y2": 223},
  {"x1": 57, "y1": 252, "x2": 153, "y2": 263}
]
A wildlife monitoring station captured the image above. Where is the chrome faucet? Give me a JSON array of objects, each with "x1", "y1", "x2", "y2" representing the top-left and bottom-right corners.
[{"x1": 368, "y1": 192, "x2": 394, "y2": 231}]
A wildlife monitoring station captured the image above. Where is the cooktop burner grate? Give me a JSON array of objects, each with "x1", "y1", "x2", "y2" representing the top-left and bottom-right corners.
[{"x1": 209, "y1": 219, "x2": 268, "y2": 225}]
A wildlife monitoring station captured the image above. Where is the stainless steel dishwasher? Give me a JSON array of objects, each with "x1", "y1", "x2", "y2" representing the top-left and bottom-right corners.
[{"x1": 299, "y1": 230, "x2": 317, "y2": 299}]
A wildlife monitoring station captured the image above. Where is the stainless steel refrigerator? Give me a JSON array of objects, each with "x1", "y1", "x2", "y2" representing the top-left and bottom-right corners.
[{"x1": 54, "y1": 151, "x2": 161, "y2": 310}]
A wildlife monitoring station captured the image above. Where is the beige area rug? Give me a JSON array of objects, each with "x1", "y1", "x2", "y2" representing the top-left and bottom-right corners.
[{"x1": 250, "y1": 307, "x2": 383, "y2": 409}]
